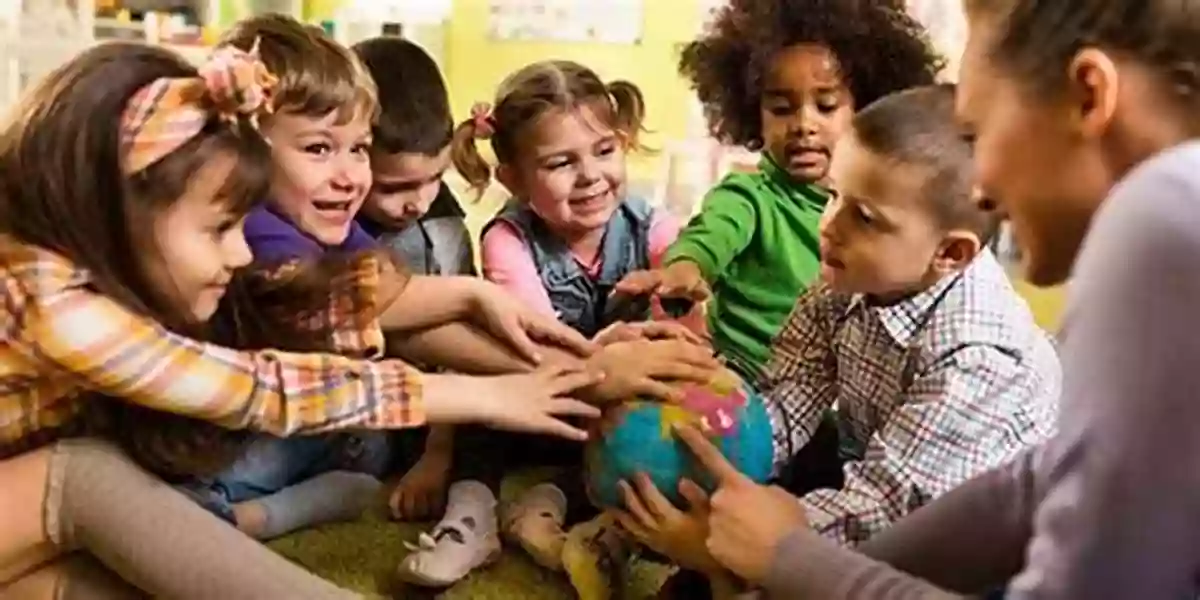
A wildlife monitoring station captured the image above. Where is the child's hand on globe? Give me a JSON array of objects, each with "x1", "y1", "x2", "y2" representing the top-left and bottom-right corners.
[
  {"x1": 611, "y1": 473, "x2": 725, "y2": 576},
  {"x1": 592, "y1": 321, "x2": 706, "y2": 347},
  {"x1": 440, "y1": 364, "x2": 603, "y2": 440},
  {"x1": 586, "y1": 339, "x2": 720, "y2": 405}
]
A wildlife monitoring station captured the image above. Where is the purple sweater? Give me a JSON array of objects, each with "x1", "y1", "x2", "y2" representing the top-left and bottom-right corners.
[
  {"x1": 242, "y1": 206, "x2": 376, "y2": 263},
  {"x1": 763, "y1": 141, "x2": 1200, "y2": 599}
]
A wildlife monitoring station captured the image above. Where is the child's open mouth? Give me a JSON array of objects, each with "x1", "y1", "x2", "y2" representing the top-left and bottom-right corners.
[
  {"x1": 569, "y1": 190, "x2": 610, "y2": 213},
  {"x1": 786, "y1": 146, "x2": 829, "y2": 167},
  {"x1": 312, "y1": 199, "x2": 354, "y2": 218},
  {"x1": 822, "y1": 255, "x2": 846, "y2": 270}
]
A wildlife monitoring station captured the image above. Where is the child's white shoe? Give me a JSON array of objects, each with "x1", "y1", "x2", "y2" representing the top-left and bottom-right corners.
[
  {"x1": 396, "y1": 481, "x2": 501, "y2": 587},
  {"x1": 502, "y1": 483, "x2": 569, "y2": 571}
]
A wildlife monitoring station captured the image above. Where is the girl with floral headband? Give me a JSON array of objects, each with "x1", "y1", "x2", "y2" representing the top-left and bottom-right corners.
[{"x1": 0, "y1": 41, "x2": 605, "y2": 597}]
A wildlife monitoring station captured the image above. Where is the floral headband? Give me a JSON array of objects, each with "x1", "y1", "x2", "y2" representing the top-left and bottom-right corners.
[{"x1": 120, "y1": 40, "x2": 278, "y2": 175}]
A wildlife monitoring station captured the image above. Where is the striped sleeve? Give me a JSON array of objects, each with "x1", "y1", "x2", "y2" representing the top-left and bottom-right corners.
[{"x1": 9, "y1": 254, "x2": 425, "y2": 436}]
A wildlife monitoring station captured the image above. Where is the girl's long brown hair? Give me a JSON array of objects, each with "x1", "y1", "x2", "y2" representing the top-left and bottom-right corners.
[{"x1": 0, "y1": 42, "x2": 280, "y2": 477}]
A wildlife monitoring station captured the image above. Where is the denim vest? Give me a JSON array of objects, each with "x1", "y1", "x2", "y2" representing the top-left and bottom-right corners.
[{"x1": 486, "y1": 198, "x2": 653, "y2": 338}]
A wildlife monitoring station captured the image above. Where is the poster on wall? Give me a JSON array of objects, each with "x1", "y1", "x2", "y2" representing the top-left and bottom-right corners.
[{"x1": 487, "y1": 0, "x2": 644, "y2": 44}]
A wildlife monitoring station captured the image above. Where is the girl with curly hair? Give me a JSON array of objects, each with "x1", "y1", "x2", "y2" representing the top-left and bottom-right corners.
[{"x1": 618, "y1": 0, "x2": 945, "y2": 381}]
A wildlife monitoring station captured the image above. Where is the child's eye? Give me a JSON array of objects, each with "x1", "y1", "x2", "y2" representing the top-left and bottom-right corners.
[
  {"x1": 351, "y1": 143, "x2": 371, "y2": 155},
  {"x1": 855, "y1": 206, "x2": 874, "y2": 225},
  {"x1": 545, "y1": 159, "x2": 571, "y2": 170},
  {"x1": 303, "y1": 143, "x2": 332, "y2": 156},
  {"x1": 816, "y1": 98, "x2": 841, "y2": 113},
  {"x1": 211, "y1": 216, "x2": 239, "y2": 236},
  {"x1": 768, "y1": 104, "x2": 794, "y2": 117},
  {"x1": 596, "y1": 144, "x2": 617, "y2": 157}
]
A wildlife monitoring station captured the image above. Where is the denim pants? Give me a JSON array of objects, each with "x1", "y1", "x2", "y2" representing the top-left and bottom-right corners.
[{"x1": 179, "y1": 431, "x2": 396, "y2": 524}]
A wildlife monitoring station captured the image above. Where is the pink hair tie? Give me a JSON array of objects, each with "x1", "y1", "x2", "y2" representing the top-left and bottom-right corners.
[{"x1": 470, "y1": 102, "x2": 495, "y2": 140}]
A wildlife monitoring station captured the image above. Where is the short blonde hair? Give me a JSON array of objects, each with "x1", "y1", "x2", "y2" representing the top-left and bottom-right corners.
[{"x1": 219, "y1": 14, "x2": 377, "y2": 124}]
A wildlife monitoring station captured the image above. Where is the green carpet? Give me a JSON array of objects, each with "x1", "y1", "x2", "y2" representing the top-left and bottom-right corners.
[{"x1": 268, "y1": 471, "x2": 671, "y2": 599}]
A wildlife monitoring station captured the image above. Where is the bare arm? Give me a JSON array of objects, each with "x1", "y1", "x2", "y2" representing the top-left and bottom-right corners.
[{"x1": 387, "y1": 322, "x2": 537, "y2": 375}]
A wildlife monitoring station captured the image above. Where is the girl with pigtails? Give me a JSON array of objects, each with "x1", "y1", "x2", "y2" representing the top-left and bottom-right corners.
[{"x1": 399, "y1": 60, "x2": 719, "y2": 597}]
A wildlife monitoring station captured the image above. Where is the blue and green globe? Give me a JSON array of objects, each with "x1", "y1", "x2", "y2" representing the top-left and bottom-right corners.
[{"x1": 585, "y1": 366, "x2": 775, "y2": 508}]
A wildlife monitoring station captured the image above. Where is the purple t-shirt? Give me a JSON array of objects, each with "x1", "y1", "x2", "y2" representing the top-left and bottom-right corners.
[{"x1": 242, "y1": 205, "x2": 376, "y2": 263}]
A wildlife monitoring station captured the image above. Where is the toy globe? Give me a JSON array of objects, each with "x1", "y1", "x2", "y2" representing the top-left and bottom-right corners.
[{"x1": 585, "y1": 365, "x2": 774, "y2": 509}]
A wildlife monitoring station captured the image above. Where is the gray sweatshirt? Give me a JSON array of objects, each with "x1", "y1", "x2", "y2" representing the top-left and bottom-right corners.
[{"x1": 763, "y1": 141, "x2": 1200, "y2": 599}]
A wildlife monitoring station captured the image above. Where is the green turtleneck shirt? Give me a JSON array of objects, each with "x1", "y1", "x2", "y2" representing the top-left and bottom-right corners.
[{"x1": 663, "y1": 156, "x2": 828, "y2": 379}]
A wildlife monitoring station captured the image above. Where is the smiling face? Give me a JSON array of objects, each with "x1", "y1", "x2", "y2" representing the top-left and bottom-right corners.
[
  {"x1": 362, "y1": 146, "x2": 451, "y2": 229},
  {"x1": 497, "y1": 105, "x2": 626, "y2": 237},
  {"x1": 262, "y1": 110, "x2": 373, "y2": 245},
  {"x1": 955, "y1": 5, "x2": 1122, "y2": 286},
  {"x1": 143, "y1": 150, "x2": 254, "y2": 323},
  {"x1": 760, "y1": 44, "x2": 856, "y2": 184}
]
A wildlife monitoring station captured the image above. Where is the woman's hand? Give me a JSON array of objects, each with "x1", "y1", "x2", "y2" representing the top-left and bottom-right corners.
[
  {"x1": 587, "y1": 339, "x2": 720, "y2": 405},
  {"x1": 676, "y1": 425, "x2": 809, "y2": 583},
  {"x1": 470, "y1": 282, "x2": 597, "y2": 363},
  {"x1": 611, "y1": 474, "x2": 724, "y2": 576}
]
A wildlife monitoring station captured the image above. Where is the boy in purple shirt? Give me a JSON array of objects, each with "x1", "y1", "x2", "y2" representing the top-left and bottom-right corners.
[
  {"x1": 174, "y1": 15, "x2": 602, "y2": 543},
  {"x1": 242, "y1": 205, "x2": 378, "y2": 263}
]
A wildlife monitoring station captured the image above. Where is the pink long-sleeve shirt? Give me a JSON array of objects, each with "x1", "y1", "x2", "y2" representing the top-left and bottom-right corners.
[{"x1": 481, "y1": 208, "x2": 682, "y2": 317}]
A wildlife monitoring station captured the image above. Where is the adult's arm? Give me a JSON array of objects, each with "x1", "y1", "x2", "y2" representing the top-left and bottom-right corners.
[
  {"x1": 764, "y1": 528, "x2": 964, "y2": 599},
  {"x1": 1008, "y1": 143, "x2": 1200, "y2": 600},
  {"x1": 859, "y1": 448, "x2": 1039, "y2": 593},
  {"x1": 387, "y1": 322, "x2": 536, "y2": 375}
]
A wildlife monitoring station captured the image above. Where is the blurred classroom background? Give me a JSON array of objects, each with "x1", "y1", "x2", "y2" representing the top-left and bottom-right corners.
[{"x1": 0, "y1": 0, "x2": 1064, "y2": 329}]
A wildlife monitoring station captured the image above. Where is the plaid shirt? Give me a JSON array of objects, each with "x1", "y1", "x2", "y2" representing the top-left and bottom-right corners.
[
  {"x1": 760, "y1": 250, "x2": 1060, "y2": 544},
  {"x1": 0, "y1": 239, "x2": 424, "y2": 460},
  {"x1": 239, "y1": 254, "x2": 393, "y2": 357}
]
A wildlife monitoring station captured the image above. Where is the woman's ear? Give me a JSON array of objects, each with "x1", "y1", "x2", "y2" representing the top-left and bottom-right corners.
[{"x1": 1068, "y1": 48, "x2": 1120, "y2": 141}]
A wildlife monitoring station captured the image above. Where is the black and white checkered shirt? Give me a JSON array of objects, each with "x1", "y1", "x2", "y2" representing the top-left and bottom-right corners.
[{"x1": 760, "y1": 250, "x2": 1061, "y2": 544}]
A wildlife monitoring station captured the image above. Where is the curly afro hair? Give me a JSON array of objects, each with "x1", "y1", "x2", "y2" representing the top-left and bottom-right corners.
[{"x1": 680, "y1": 0, "x2": 946, "y2": 150}]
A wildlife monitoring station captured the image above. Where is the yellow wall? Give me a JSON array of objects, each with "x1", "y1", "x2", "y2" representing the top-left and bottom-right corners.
[{"x1": 442, "y1": 0, "x2": 704, "y2": 180}]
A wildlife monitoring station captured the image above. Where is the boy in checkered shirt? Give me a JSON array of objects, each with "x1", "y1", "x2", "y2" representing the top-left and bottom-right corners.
[
  {"x1": 626, "y1": 84, "x2": 1061, "y2": 597},
  {"x1": 760, "y1": 84, "x2": 1060, "y2": 543}
]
